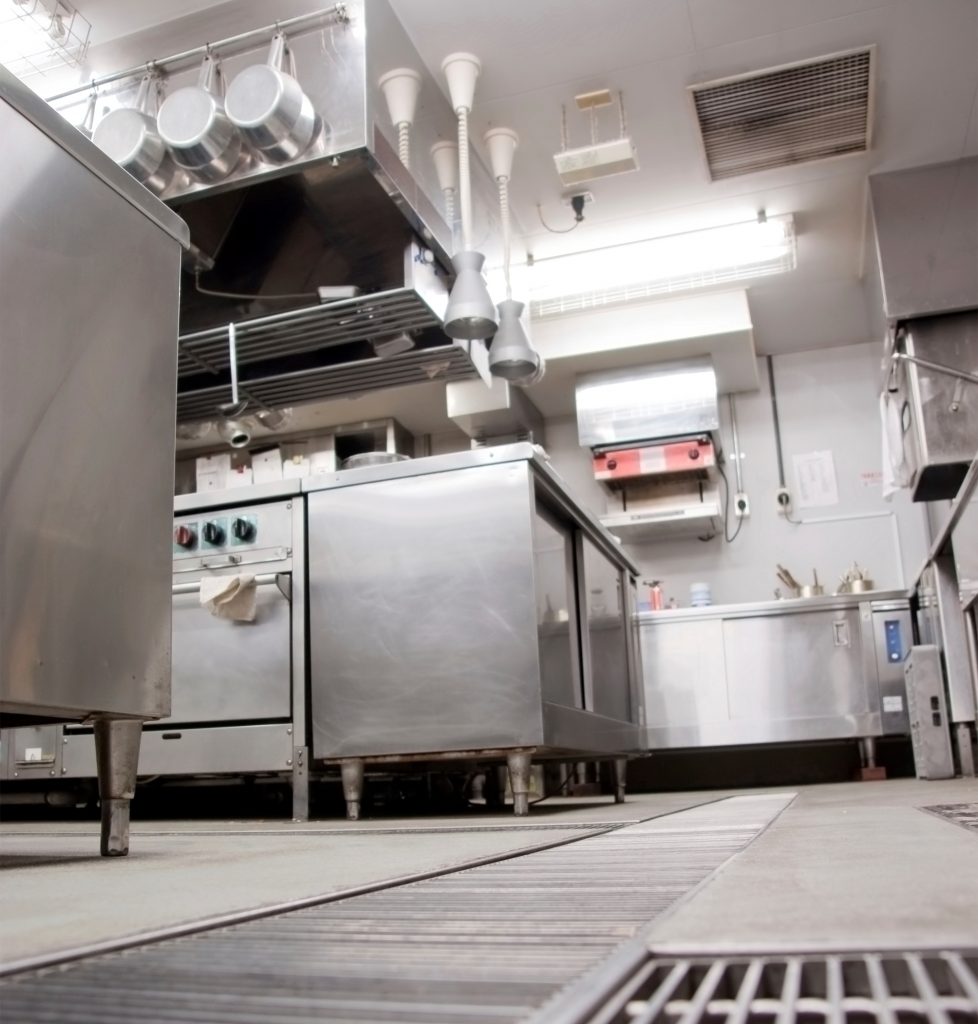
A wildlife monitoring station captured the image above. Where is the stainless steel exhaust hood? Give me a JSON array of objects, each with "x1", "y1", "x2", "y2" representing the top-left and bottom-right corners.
[{"x1": 52, "y1": 0, "x2": 499, "y2": 420}]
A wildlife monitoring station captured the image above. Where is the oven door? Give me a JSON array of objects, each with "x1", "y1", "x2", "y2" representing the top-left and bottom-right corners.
[{"x1": 167, "y1": 573, "x2": 292, "y2": 724}]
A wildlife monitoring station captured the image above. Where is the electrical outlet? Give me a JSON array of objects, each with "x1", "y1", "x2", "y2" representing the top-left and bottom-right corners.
[
  {"x1": 562, "y1": 190, "x2": 594, "y2": 207},
  {"x1": 734, "y1": 492, "x2": 750, "y2": 518},
  {"x1": 775, "y1": 488, "x2": 792, "y2": 516}
]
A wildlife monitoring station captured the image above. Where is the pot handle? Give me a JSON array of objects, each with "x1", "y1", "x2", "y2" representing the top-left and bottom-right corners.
[
  {"x1": 134, "y1": 72, "x2": 164, "y2": 116},
  {"x1": 196, "y1": 50, "x2": 224, "y2": 97},
  {"x1": 266, "y1": 30, "x2": 299, "y2": 78},
  {"x1": 79, "y1": 88, "x2": 97, "y2": 134}
]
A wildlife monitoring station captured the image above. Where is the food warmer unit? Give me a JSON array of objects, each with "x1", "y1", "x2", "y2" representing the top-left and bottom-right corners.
[
  {"x1": 303, "y1": 443, "x2": 645, "y2": 817},
  {"x1": 0, "y1": 67, "x2": 188, "y2": 855}
]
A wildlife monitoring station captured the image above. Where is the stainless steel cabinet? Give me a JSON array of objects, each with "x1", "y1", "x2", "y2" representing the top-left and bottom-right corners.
[
  {"x1": 640, "y1": 595, "x2": 913, "y2": 749},
  {"x1": 304, "y1": 444, "x2": 643, "y2": 817},
  {"x1": 0, "y1": 67, "x2": 187, "y2": 855}
]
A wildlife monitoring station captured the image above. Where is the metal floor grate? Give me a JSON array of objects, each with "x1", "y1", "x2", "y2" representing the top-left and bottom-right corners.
[
  {"x1": 922, "y1": 804, "x2": 978, "y2": 836},
  {"x1": 571, "y1": 951, "x2": 978, "y2": 1023},
  {"x1": 0, "y1": 796, "x2": 791, "y2": 1024}
]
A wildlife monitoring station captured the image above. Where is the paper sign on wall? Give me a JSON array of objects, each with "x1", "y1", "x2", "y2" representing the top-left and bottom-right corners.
[{"x1": 793, "y1": 450, "x2": 839, "y2": 508}]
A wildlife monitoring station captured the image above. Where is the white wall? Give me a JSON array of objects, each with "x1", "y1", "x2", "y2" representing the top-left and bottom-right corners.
[{"x1": 540, "y1": 341, "x2": 932, "y2": 606}]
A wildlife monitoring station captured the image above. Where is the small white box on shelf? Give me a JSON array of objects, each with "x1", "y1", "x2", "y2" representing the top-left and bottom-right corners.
[
  {"x1": 196, "y1": 453, "x2": 231, "y2": 491},
  {"x1": 282, "y1": 455, "x2": 310, "y2": 479},
  {"x1": 252, "y1": 448, "x2": 283, "y2": 483},
  {"x1": 227, "y1": 465, "x2": 254, "y2": 488}
]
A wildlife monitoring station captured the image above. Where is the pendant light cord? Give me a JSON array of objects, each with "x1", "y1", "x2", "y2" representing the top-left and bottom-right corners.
[
  {"x1": 397, "y1": 122, "x2": 410, "y2": 169},
  {"x1": 498, "y1": 176, "x2": 512, "y2": 300},
  {"x1": 457, "y1": 106, "x2": 473, "y2": 251}
]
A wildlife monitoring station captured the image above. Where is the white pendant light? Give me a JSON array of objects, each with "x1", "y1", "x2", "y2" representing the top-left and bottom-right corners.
[
  {"x1": 483, "y1": 125, "x2": 544, "y2": 384},
  {"x1": 488, "y1": 298, "x2": 540, "y2": 381},
  {"x1": 441, "y1": 52, "x2": 498, "y2": 340},
  {"x1": 377, "y1": 67, "x2": 421, "y2": 168}
]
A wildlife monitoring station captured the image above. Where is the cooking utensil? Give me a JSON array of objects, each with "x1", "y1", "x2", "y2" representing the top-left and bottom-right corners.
[
  {"x1": 225, "y1": 32, "x2": 318, "y2": 163},
  {"x1": 776, "y1": 564, "x2": 802, "y2": 592},
  {"x1": 157, "y1": 52, "x2": 242, "y2": 183},
  {"x1": 92, "y1": 74, "x2": 173, "y2": 194}
]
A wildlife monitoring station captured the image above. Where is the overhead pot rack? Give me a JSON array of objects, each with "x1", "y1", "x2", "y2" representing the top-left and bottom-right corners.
[{"x1": 52, "y1": 0, "x2": 503, "y2": 419}]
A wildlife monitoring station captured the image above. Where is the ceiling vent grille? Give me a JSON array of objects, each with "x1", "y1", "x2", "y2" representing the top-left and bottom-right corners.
[{"x1": 690, "y1": 47, "x2": 874, "y2": 181}]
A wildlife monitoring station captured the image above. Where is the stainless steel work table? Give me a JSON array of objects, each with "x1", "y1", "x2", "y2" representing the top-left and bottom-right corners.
[
  {"x1": 302, "y1": 443, "x2": 645, "y2": 817},
  {"x1": 638, "y1": 590, "x2": 913, "y2": 755}
]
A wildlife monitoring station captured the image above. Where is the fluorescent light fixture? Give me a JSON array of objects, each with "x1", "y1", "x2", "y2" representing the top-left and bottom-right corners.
[
  {"x1": 0, "y1": 0, "x2": 90, "y2": 79},
  {"x1": 529, "y1": 214, "x2": 796, "y2": 319}
]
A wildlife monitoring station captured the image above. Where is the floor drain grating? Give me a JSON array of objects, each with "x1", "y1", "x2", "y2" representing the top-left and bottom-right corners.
[
  {"x1": 0, "y1": 796, "x2": 792, "y2": 1024},
  {"x1": 922, "y1": 804, "x2": 978, "y2": 836},
  {"x1": 567, "y1": 950, "x2": 978, "y2": 1023}
]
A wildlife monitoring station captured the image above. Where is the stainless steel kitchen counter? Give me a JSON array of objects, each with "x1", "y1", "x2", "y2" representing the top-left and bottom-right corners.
[
  {"x1": 638, "y1": 591, "x2": 914, "y2": 750},
  {"x1": 637, "y1": 589, "x2": 911, "y2": 623}
]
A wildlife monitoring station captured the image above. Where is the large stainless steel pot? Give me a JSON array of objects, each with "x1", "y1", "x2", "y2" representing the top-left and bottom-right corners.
[
  {"x1": 92, "y1": 74, "x2": 173, "y2": 194},
  {"x1": 225, "y1": 32, "x2": 317, "y2": 163},
  {"x1": 157, "y1": 53, "x2": 242, "y2": 183}
]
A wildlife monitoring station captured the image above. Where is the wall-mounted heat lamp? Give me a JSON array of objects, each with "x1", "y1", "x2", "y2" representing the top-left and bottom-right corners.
[{"x1": 440, "y1": 52, "x2": 498, "y2": 341}]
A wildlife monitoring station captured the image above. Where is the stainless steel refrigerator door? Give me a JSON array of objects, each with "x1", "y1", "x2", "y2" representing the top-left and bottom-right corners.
[
  {"x1": 307, "y1": 460, "x2": 544, "y2": 759},
  {"x1": 1, "y1": 76, "x2": 183, "y2": 723}
]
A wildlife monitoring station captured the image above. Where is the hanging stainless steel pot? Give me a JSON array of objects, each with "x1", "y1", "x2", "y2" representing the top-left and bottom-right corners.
[
  {"x1": 92, "y1": 74, "x2": 173, "y2": 194},
  {"x1": 225, "y1": 32, "x2": 317, "y2": 163},
  {"x1": 157, "y1": 51, "x2": 242, "y2": 183}
]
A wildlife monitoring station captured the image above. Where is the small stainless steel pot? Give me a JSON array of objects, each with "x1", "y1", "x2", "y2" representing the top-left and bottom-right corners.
[
  {"x1": 225, "y1": 32, "x2": 317, "y2": 163},
  {"x1": 157, "y1": 52, "x2": 242, "y2": 183},
  {"x1": 92, "y1": 74, "x2": 173, "y2": 194}
]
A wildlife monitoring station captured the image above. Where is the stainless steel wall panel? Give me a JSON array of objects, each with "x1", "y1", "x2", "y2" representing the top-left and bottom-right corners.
[
  {"x1": 307, "y1": 461, "x2": 546, "y2": 759},
  {"x1": 0, "y1": 67, "x2": 183, "y2": 724}
]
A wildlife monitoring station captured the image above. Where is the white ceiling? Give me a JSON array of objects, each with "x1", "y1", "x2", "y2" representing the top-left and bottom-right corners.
[{"x1": 71, "y1": 0, "x2": 978, "y2": 441}]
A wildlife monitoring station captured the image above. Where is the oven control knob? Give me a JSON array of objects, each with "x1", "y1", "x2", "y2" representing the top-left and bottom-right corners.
[
  {"x1": 173, "y1": 524, "x2": 196, "y2": 549},
  {"x1": 231, "y1": 517, "x2": 255, "y2": 542},
  {"x1": 202, "y1": 521, "x2": 225, "y2": 546}
]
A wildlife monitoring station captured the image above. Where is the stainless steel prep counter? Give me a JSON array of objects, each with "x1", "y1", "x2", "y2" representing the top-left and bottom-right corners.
[
  {"x1": 303, "y1": 443, "x2": 645, "y2": 816},
  {"x1": 639, "y1": 591, "x2": 913, "y2": 751}
]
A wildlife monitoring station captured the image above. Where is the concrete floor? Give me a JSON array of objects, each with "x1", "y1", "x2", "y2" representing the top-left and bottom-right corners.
[{"x1": 1, "y1": 779, "x2": 976, "y2": 975}]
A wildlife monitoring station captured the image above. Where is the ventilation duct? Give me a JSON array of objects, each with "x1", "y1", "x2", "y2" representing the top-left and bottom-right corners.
[{"x1": 690, "y1": 46, "x2": 874, "y2": 181}]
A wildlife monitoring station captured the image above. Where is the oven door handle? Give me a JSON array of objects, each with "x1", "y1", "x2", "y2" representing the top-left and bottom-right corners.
[{"x1": 171, "y1": 572, "x2": 291, "y2": 602}]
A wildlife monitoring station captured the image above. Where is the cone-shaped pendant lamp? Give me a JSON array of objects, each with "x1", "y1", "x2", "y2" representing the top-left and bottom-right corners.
[
  {"x1": 488, "y1": 299, "x2": 539, "y2": 380},
  {"x1": 483, "y1": 125, "x2": 544, "y2": 385},
  {"x1": 441, "y1": 52, "x2": 498, "y2": 340},
  {"x1": 378, "y1": 67, "x2": 421, "y2": 168}
]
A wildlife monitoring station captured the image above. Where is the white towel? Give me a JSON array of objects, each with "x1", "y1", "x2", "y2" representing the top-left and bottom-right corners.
[
  {"x1": 880, "y1": 391, "x2": 911, "y2": 501},
  {"x1": 199, "y1": 574, "x2": 257, "y2": 622}
]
